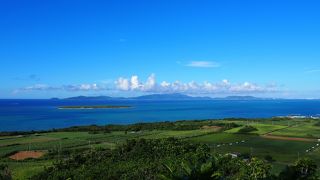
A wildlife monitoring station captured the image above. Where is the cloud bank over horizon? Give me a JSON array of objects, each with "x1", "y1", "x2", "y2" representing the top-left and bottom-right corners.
[
  {"x1": 14, "y1": 83, "x2": 108, "y2": 93},
  {"x1": 14, "y1": 74, "x2": 278, "y2": 97}
]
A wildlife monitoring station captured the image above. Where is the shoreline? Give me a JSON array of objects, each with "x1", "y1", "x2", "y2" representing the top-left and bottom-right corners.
[{"x1": 0, "y1": 117, "x2": 317, "y2": 134}]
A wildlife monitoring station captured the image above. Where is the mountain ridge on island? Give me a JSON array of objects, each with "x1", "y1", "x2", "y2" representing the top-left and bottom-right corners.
[{"x1": 59, "y1": 93, "x2": 271, "y2": 101}]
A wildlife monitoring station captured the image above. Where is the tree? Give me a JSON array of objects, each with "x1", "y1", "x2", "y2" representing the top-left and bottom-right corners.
[
  {"x1": 160, "y1": 156, "x2": 274, "y2": 180},
  {"x1": 239, "y1": 158, "x2": 272, "y2": 180},
  {"x1": 279, "y1": 158, "x2": 318, "y2": 180},
  {"x1": 160, "y1": 158, "x2": 220, "y2": 180},
  {"x1": 294, "y1": 158, "x2": 318, "y2": 179}
]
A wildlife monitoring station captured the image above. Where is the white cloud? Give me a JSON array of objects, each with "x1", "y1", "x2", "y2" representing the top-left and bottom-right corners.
[
  {"x1": 144, "y1": 73, "x2": 156, "y2": 90},
  {"x1": 222, "y1": 79, "x2": 230, "y2": 85},
  {"x1": 116, "y1": 77, "x2": 130, "y2": 91},
  {"x1": 16, "y1": 74, "x2": 278, "y2": 96},
  {"x1": 63, "y1": 84, "x2": 102, "y2": 91},
  {"x1": 16, "y1": 83, "x2": 106, "y2": 92},
  {"x1": 160, "y1": 81, "x2": 170, "y2": 88},
  {"x1": 17, "y1": 84, "x2": 60, "y2": 92},
  {"x1": 115, "y1": 74, "x2": 278, "y2": 95},
  {"x1": 130, "y1": 75, "x2": 140, "y2": 90},
  {"x1": 115, "y1": 74, "x2": 157, "y2": 92},
  {"x1": 229, "y1": 82, "x2": 264, "y2": 92},
  {"x1": 186, "y1": 61, "x2": 220, "y2": 68}
]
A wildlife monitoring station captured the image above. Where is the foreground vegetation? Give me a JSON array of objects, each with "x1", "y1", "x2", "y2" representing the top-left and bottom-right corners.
[
  {"x1": 31, "y1": 139, "x2": 319, "y2": 180},
  {"x1": 0, "y1": 118, "x2": 320, "y2": 179}
]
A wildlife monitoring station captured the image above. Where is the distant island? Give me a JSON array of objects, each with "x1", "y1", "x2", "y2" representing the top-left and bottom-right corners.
[
  {"x1": 64, "y1": 96, "x2": 120, "y2": 101},
  {"x1": 58, "y1": 105, "x2": 131, "y2": 109},
  {"x1": 56, "y1": 93, "x2": 271, "y2": 101}
]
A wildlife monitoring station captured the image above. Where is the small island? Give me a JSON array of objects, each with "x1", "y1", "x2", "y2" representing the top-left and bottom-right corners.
[{"x1": 58, "y1": 105, "x2": 131, "y2": 109}]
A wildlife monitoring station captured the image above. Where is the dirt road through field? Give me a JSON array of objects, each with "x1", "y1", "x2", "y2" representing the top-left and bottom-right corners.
[{"x1": 261, "y1": 135, "x2": 317, "y2": 142}]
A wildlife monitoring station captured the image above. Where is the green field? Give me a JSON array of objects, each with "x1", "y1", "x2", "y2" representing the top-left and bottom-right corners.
[
  {"x1": 225, "y1": 124, "x2": 287, "y2": 135},
  {"x1": 1, "y1": 118, "x2": 320, "y2": 179},
  {"x1": 189, "y1": 133, "x2": 319, "y2": 173},
  {"x1": 271, "y1": 123, "x2": 320, "y2": 138}
]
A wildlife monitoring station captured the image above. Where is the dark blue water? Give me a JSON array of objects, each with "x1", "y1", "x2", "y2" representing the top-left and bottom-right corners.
[{"x1": 0, "y1": 99, "x2": 320, "y2": 131}]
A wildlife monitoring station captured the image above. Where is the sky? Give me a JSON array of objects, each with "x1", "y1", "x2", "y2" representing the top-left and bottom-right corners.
[{"x1": 0, "y1": 0, "x2": 320, "y2": 99}]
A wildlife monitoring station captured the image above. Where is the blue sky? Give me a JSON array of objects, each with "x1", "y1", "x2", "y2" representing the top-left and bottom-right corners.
[{"x1": 1, "y1": 0, "x2": 320, "y2": 98}]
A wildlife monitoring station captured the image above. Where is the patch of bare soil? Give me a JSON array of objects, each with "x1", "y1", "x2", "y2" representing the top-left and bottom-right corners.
[
  {"x1": 202, "y1": 126, "x2": 223, "y2": 132},
  {"x1": 9, "y1": 151, "x2": 45, "y2": 160}
]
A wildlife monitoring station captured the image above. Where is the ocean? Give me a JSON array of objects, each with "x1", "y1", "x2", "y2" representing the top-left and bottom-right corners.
[{"x1": 0, "y1": 99, "x2": 320, "y2": 131}]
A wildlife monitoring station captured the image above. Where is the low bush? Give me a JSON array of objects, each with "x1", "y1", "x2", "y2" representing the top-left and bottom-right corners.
[{"x1": 238, "y1": 126, "x2": 258, "y2": 134}]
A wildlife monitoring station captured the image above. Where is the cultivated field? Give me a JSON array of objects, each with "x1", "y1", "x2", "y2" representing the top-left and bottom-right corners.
[{"x1": 1, "y1": 118, "x2": 320, "y2": 179}]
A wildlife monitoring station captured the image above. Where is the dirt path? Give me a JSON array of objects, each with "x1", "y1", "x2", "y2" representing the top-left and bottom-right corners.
[
  {"x1": 259, "y1": 122, "x2": 318, "y2": 142},
  {"x1": 261, "y1": 135, "x2": 317, "y2": 142},
  {"x1": 262, "y1": 122, "x2": 305, "y2": 136},
  {"x1": 202, "y1": 126, "x2": 223, "y2": 132}
]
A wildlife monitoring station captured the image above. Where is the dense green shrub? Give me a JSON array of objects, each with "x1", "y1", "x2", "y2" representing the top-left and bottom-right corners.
[
  {"x1": 238, "y1": 125, "x2": 258, "y2": 134},
  {"x1": 279, "y1": 158, "x2": 318, "y2": 180},
  {"x1": 31, "y1": 138, "x2": 210, "y2": 180},
  {"x1": 314, "y1": 121, "x2": 320, "y2": 126},
  {"x1": 31, "y1": 138, "x2": 277, "y2": 180},
  {"x1": 30, "y1": 138, "x2": 318, "y2": 180}
]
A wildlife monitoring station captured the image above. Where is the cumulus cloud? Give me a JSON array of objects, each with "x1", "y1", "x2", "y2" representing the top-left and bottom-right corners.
[
  {"x1": 115, "y1": 74, "x2": 278, "y2": 95},
  {"x1": 144, "y1": 73, "x2": 156, "y2": 90},
  {"x1": 130, "y1": 76, "x2": 140, "y2": 90},
  {"x1": 115, "y1": 74, "x2": 157, "y2": 91},
  {"x1": 186, "y1": 61, "x2": 220, "y2": 68}
]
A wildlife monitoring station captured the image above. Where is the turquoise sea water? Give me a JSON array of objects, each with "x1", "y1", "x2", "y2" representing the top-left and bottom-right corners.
[{"x1": 0, "y1": 99, "x2": 320, "y2": 131}]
